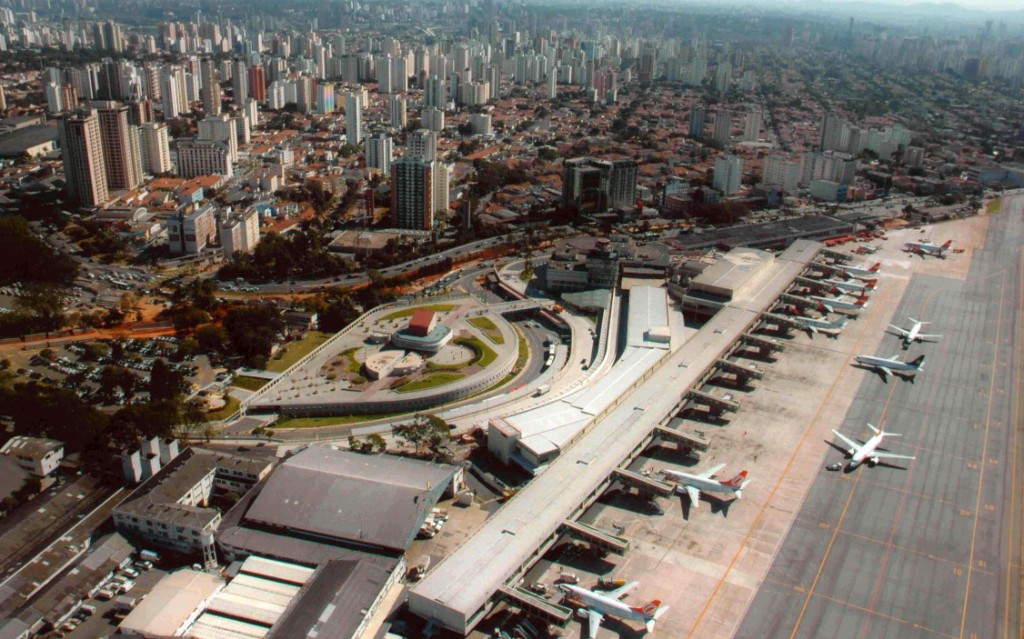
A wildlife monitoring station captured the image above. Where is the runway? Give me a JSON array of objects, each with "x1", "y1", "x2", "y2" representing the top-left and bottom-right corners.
[{"x1": 735, "y1": 199, "x2": 1024, "y2": 639}]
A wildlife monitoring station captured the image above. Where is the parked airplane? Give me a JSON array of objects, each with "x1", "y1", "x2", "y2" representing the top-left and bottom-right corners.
[
  {"x1": 903, "y1": 239, "x2": 953, "y2": 258},
  {"x1": 784, "y1": 308, "x2": 849, "y2": 335},
  {"x1": 887, "y1": 318, "x2": 942, "y2": 348},
  {"x1": 854, "y1": 353, "x2": 926, "y2": 380},
  {"x1": 812, "y1": 293, "x2": 869, "y2": 314},
  {"x1": 660, "y1": 463, "x2": 750, "y2": 508},
  {"x1": 859, "y1": 244, "x2": 881, "y2": 254},
  {"x1": 826, "y1": 278, "x2": 879, "y2": 293},
  {"x1": 560, "y1": 581, "x2": 669, "y2": 638},
  {"x1": 831, "y1": 423, "x2": 916, "y2": 469},
  {"x1": 839, "y1": 262, "x2": 882, "y2": 280}
]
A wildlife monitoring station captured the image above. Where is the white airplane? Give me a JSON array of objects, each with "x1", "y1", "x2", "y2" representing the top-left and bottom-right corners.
[
  {"x1": 854, "y1": 353, "x2": 926, "y2": 380},
  {"x1": 660, "y1": 463, "x2": 750, "y2": 508},
  {"x1": 887, "y1": 317, "x2": 942, "y2": 348},
  {"x1": 560, "y1": 581, "x2": 669, "y2": 638},
  {"x1": 811, "y1": 293, "x2": 869, "y2": 314},
  {"x1": 826, "y1": 278, "x2": 878, "y2": 293},
  {"x1": 859, "y1": 244, "x2": 881, "y2": 254},
  {"x1": 903, "y1": 239, "x2": 953, "y2": 258},
  {"x1": 831, "y1": 423, "x2": 916, "y2": 469},
  {"x1": 783, "y1": 308, "x2": 848, "y2": 335},
  {"x1": 838, "y1": 262, "x2": 882, "y2": 281}
]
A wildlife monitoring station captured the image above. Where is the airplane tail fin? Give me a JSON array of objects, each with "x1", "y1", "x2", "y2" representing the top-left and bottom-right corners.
[
  {"x1": 909, "y1": 354, "x2": 926, "y2": 369},
  {"x1": 723, "y1": 471, "x2": 748, "y2": 489},
  {"x1": 942, "y1": 240, "x2": 953, "y2": 249},
  {"x1": 869, "y1": 262, "x2": 881, "y2": 272},
  {"x1": 865, "y1": 278, "x2": 878, "y2": 289},
  {"x1": 832, "y1": 316, "x2": 848, "y2": 329},
  {"x1": 643, "y1": 602, "x2": 667, "y2": 634},
  {"x1": 855, "y1": 294, "x2": 868, "y2": 306},
  {"x1": 909, "y1": 317, "x2": 930, "y2": 325}
]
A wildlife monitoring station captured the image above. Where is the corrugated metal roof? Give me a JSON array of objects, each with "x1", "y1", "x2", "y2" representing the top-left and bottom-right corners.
[
  {"x1": 239, "y1": 556, "x2": 315, "y2": 586},
  {"x1": 191, "y1": 614, "x2": 269, "y2": 639},
  {"x1": 229, "y1": 574, "x2": 301, "y2": 599},
  {"x1": 242, "y1": 447, "x2": 457, "y2": 552}
]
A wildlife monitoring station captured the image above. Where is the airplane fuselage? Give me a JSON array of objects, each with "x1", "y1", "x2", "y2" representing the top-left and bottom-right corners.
[
  {"x1": 661, "y1": 470, "x2": 737, "y2": 498},
  {"x1": 847, "y1": 433, "x2": 885, "y2": 467},
  {"x1": 811, "y1": 295, "x2": 866, "y2": 311},
  {"x1": 855, "y1": 354, "x2": 920, "y2": 373},
  {"x1": 562, "y1": 585, "x2": 647, "y2": 625},
  {"x1": 827, "y1": 279, "x2": 876, "y2": 292}
]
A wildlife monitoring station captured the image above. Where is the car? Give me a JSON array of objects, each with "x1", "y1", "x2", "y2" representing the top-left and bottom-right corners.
[
  {"x1": 117, "y1": 580, "x2": 135, "y2": 593},
  {"x1": 123, "y1": 567, "x2": 140, "y2": 578}
]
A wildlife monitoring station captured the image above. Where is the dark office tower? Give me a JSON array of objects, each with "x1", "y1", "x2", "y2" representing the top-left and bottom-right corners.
[
  {"x1": 638, "y1": 45, "x2": 657, "y2": 85},
  {"x1": 95, "y1": 101, "x2": 143, "y2": 191},
  {"x1": 689, "y1": 105, "x2": 706, "y2": 140},
  {"x1": 97, "y1": 59, "x2": 122, "y2": 101}
]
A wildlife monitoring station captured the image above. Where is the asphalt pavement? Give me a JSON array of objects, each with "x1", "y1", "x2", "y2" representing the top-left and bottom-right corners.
[{"x1": 736, "y1": 200, "x2": 1024, "y2": 638}]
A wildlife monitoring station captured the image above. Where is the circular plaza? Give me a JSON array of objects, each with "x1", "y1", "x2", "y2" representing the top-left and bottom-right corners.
[{"x1": 246, "y1": 297, "x2": 524, "y2": 416}]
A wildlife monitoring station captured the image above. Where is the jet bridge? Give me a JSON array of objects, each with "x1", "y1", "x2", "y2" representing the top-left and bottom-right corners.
[
  {"x1": 655, "y1": 426, "x2": 712, "y2": 452},
  {"x1": 822, "y1": 248, "x2": 853, "y2": 263},
  {"x1": 687, "y1": 388, "x2": 740, "y2": 413},
  {"x1": 716, "y1": 358, "x2": 765, "y2": 382},
  {"x1": 559, "y1": 520, "x2": 630, "y2": 555},
  {"x1": 612, "y1": 468, "x2": 674, "y2": 498},
  {"x1": 779, "y1": 292, "x2": 820, "y2": 311},
  {"x1": 795, "y1": 276, "x2": 833, "y2": 291},
  {"x1": 740, "y1": 332, "x2": 786, "y2": 354},
  {"x1": 498, "y1": 586, "x2": 573, "y2": 626}
]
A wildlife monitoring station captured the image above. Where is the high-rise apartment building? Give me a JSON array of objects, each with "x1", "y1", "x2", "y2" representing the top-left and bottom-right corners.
[
  {"x1": 391, "y1": 156, "x2": 435, "y2": 230},
  {"x1": 366, "y1": 133, "x2": 394, "y2": 177},
  {"x1": 743, "y1": 109, "x2": 762, "y2": 142},
  {"x1": 198, "y1": 114, "x2": 238, "y2": 162},
  {"x1": 247, "y1": 64, "x2": 266, "y2": 103},
  {"x1": 232, "y1": 59, "x2": 248, "y2": 106},
  {"x1": 713, "y1": 155, "x2": 743, "y2": 196},
  {"x1": 344, "y1": 91, "x2": 363, "y2": 145},
  {"x1": 712, "y1": 110, "x2": 732, "y2": 147},
  {"x1": 218, "y1": 208, "x2": 260, "y2": 256},
  {"x1": 139, "y1": 121, "x2": 171, "y2": 175},
  {"x1": 95, "y1": 101, "x2": 143, "y2": 191},
  {"x1": 422, "y1": 106, "x2": 444, "y2": 133},
  {"x1": 200, "y1": 58, "x2": 221, "y2": 116},
  {"x1": 390, "y1": 95, "x2": 407, "y2": 129},
  {"x1": 762, "y1": 154, "x2": 802, "y2": 193},
  {"x1": 59, "y1": 108, "x2": 110, "y2": 207},
  {"x1": 819, "y1": 112, "x2": 848, "y2": 152},
  {"x1": 407, "y1": 129, "x2": 437, "y2": 162},
  {"x1": 176, "y1": 139, "x2": 233, "y2": 178}
]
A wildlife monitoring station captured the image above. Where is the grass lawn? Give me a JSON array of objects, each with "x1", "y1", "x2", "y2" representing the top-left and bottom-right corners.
[
  {"x1": 987, "y1": 198, "x2": 1003, "y2": 214},
  {"x1": 455, "y1": 336, "x2": 498, "y2": 368},
  {"x1": 513, "y1": 328, "x2": 529, "y2": 371},
  {"x1": 266, "y1": 331, "x2": 332, "y2": 372},
  {"x1": 231, "y1": 376, "x2": 269, "y2": 391},
  {"x1": 469, "y1": 316, "x2": 505, "y2": 344},
  {"x1": 340, "y1": 347, "x2": 363, "y2": 374},
  {"x1": 379, "y1": 303, "x2": 456, "y2": 321},
  {"x1": 396, "y1": 371, "x2": 464, "y2": 393},
  {"x1": 274, "y1": 412, "x2": 411, "y2": 429},
  {"x1": 203, "y1": 395, "x2": 240, "y2": 422}
]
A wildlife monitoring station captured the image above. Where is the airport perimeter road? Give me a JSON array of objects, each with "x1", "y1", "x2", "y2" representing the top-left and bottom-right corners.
[{"x1": 736, "y1": 198, "x2": 1024, "y2": 639}]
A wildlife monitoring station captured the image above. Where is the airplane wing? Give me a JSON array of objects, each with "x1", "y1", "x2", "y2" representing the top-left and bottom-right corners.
[
  {"x1": 685, "y1": 485, "x2": 701, "y2": 508},
  {"x1": 918, "y1": 333, "x2": 942, "y2": 341},
  {"x1": 876, "y1": 366, "x2": 893, "y2": 379},
  {"x1": 698, "y1": 463, "x2": 726, "y2": 479},
  {"x1": 874, "y1": 451, "x2": 916, "y2": 461},
  {"x1": 606, "y1": 580, "x2": 639, "y2": 600},
  {"x1": 584, "y1": 609, "x2": 604, "y2": 639},
  {"x1": 831, "y1": 430, "x2": 860, "y2": 451},
  {"x1": 807, "y1": 325, "x2": 819, "y2": 334},
  {"x1": 821, "y1": 303, "x2": 835, "y2": 313},
  {"x1": 887, "y1": 325, "x2": 909, "y2": 337}
]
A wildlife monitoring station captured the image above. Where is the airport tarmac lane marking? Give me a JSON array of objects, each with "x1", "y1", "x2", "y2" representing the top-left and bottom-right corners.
[
  {"x1": 684, "y1": 287, "x2": 898, "y2": 639},
  {"x1": 1004, "y1": 248, "x2": 1024, "y2": 639},
  {"x1": 958, "y1": 267, "x2": 1009, "y2": 639},
  {"x1": 786, "y1": 379, "x2": 900, "y2": 639}
]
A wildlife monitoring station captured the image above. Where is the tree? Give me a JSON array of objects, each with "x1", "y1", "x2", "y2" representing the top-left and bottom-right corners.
[
  {"x1": 348, "y1": 433, "x2": 386, "y2": 454},
  {"x1": 100, "y1": 366, "x2": 137, "y2": 399},
  {"x1": 16, "y1": 284, "x2": 67, "y2": 332},
  {"x1": 223, "y1": 304, "x2": 283, "y2": 368},
  {"x1": 394, "y1": 415, "x2": 451, "y2": 458},
  {"x1": 149, "y1": 358, "x2": 184, "y2": 402},
  {"x1": 195, "y1": 325, "x2": 229, "y2": 354}
]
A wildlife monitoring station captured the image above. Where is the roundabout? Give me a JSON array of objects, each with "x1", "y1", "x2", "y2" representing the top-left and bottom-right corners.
[{"x1": 245, "y1": 297, "x2": 528, "y2": 417}]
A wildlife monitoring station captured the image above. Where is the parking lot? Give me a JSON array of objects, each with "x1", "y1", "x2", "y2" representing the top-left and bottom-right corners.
[
  {"x1": 56, "y1": 561, "x2": 166, "y2": 639},
  {"x1": 6, "y1": 337, "x2": 217, "y2": 408}
]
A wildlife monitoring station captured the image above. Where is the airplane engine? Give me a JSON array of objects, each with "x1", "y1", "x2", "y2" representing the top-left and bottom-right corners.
[
  {"x1": 869, "y1": 456, "x2": 879, "y2": 465},
  {"x1": 576, "y1": 609, "x2": 590, "y2": 620},
  {"x1": 848, "y1": 448, "x2": 856, "y2": 456}
]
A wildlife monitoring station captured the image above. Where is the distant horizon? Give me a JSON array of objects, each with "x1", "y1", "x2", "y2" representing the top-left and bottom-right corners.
[{"x1": 764, "y1": 0, "x2": 1023, "y2": 13}]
